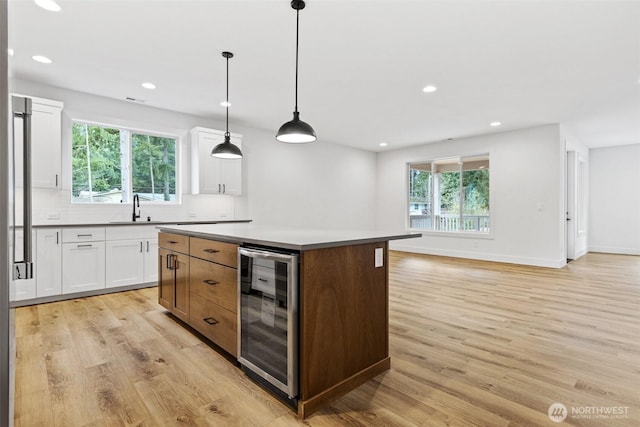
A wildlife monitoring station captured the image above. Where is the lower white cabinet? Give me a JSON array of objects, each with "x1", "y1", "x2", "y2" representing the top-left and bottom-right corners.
[
  {"x1": 36, "y1": 228, "x2": 62, "y2": 297},
  {"x1": 62, "y1": 241, "x2": 106, "y2": 294},
  {"x1": 11, "y1": 229, "x2": 37, "y2": 301},
  {"x1": 105, "y1": 225, "x2": 159, "y2": 287}
]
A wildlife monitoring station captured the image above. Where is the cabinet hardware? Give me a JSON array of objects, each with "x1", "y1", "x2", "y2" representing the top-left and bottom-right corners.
[
  {"x1": 203, "y1": 317, "x2": 218, "y2": 325},
  {"x1": 55, "y1": 174, "x2": 58, "y2": 187},
  {"x1": 77, "y1": 244, "x2": 92, "y2": 248},
  {"x1": 202, "y1": 248, "x2": 220, "y2": 254},
  {"x1": 77, "y1": 234, "x2": 92, "y2": 238},
  {"x1": 146, "y1": 241, "x2": 149, "y2": 252},
  {"x1": 167, "y1": 240, "x2": 178, "y2": 244},
  {"x1": 166, "y1": 254, "x2": 173, "y2": 270},
  {"x1": 258, "y1": 278, "x2": 268, "y2": 282},
  {"x1": 203, "y1": 279, "x2": 219, "y2": 286},
  {"x1": 140, "y1": 241, "x2": 143, "y2": 252},
  {"x1": 218, "y1": 184, "x2": 221, "y2": 193},
  {"x1": 223, "y1": 184, "x2": 226, "y2": 193},
  {"x1": 172, "y1": 255, "x2": 179, "y2": 270},
  {"x1": 56, "y1": 231, "x2": 59, "y2": 245}
]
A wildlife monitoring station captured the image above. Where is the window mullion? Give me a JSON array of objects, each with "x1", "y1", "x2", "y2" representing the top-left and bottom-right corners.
[{"x1": 459, "y1": 160, "x2": 463, "y2": 232}]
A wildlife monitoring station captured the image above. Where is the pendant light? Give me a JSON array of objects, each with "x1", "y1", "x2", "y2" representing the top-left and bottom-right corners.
[
  {"x1": 212, "y1": 51, "x2": 243, "y2": 159},
  {"x1": 276, "y1": 0, "x2": 317, "y2": 143}
]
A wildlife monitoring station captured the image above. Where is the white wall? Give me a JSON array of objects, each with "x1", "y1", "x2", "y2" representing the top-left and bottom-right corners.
[
  {"x1": 12, "y1": 79, "x2": 377, "y2": 229},
  {"x1": 376, "y1": 125, "x2": 567, "y2": 267},
  {"x1": 589, "y1": 144, "x2": 640, "y2": 255}
]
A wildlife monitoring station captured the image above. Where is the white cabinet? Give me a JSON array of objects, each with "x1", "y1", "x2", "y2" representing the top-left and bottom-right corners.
[
  {"x1": 105, "y1": 225, "x2": 158, "y2": 287},
  {"x1": 62, "y1": 227, "x2": 106, "y2": 294},
  {"x1": 13, "y1": 95, "x2": 63, "y2": 189},
  {"x1": 36, "y1": 228, "x2": 62, "y2": 298},
  {"x1": 10, "y1": 230, "x2": 37, "y2": 301},
  {"x1": 190, "y1": 127, "x2": 242, "y2": 195}
]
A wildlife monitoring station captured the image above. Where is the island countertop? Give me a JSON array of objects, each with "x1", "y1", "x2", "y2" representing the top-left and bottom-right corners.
[{"x1": 157, "y1": 223, "x2": 420, "y2": 251}]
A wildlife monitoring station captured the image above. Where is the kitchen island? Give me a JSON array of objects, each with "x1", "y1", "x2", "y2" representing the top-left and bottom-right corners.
[{"x1": 157, "y1": 223, "x2": 420, "y2": 418}]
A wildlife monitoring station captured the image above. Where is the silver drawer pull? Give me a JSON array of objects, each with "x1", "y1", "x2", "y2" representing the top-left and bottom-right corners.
[
  {"x1": 77, "y1": 234, "x2": 92, "y2": 238},
  {"x1": 203, "y1": 317, "x2": 218, "y2": 325},
  {"x1": 167, "y1": 240, "x2": 178, "y2": 244},
  {"x1": 203, "y1": 279, "x2": 219, "y2": 286},
  {"x1": 202, "y1": 248, "x2": 219, "y2": 254},
  {"x1": 77, "y1": 244, "x2": 92, "y2": 248}
]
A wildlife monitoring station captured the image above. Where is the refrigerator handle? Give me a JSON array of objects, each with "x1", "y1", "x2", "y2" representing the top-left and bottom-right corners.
[{"x1": 12, "y1": 96, "x2": 34, "y2": 280}]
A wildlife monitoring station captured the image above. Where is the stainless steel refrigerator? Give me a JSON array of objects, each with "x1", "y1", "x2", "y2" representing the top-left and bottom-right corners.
[{"x1": 2, "y1": 0, "x2": 19, "y2": 425}]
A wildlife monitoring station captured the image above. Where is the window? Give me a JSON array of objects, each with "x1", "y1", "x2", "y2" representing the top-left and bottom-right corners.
[
  {"x1": 72, "y1": 122, "x2": 177, "y2": 203},
  {"x1": 409, "y1": 155, "x2": 489, "y2": 233}
]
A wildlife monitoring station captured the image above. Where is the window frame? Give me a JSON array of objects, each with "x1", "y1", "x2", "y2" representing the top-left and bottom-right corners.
[
  {"x1": 70, "y1": 119, "x2": 181, "y2": 205},
  {"x1": 407, "y1": 153, "x2": 493, "y2": 237}
]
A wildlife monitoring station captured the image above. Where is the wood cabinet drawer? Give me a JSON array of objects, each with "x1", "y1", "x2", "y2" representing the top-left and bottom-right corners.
[
  {"x1": 158, "y1": 232, "x2": 189, "y2": 254},
  {"x1": 190, "y1": 237, "x2": 238, "y2": 268},
  {"x1": 190, "y1": 257, "x2": 237, "y2": 313},
  {"x1": 189, "y1": 293, "x2": 237, "y2": 357}
]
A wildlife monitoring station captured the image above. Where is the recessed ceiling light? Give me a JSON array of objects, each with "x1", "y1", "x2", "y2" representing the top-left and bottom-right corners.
[
  {"x1": 379, "y1": 142, "x2": 388, "y2": 147},
  {"x1": 8, "y1": 48, "x2": 14, "y2": 56},
  {"x1": 32, "y1": 55, "x2": 52, "y2": 64},
  {"x1": 490, "y1": 121, "x2": 502, "y2": 127},
  {"x1": 34, "y1": 0, "x2": 61, "y2": 12},
  {"x1": 220, "y1": 101, "x2": 231, "y2": 107},
  {"x1": 422, "y1": 85, "x2": 438, "y2": 93},
  {"x1": 141, "y1": 82, "x2": 156, "y2": 90}
]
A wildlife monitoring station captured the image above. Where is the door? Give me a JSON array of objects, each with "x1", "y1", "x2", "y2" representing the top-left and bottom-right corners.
[
  {"x1": 143, "y1": 239, "x2": 158, "y2": 283},
  {"x1": 2, "y1": 1, "x2": 14, "y2": 424},
  {"x1": 105, "y1": 239, "x2": 144, "y2": 288},
  {"x1": 62, "y1": 242, "x2": 106, "y2": 294},
  {"x1": 36, "y1": 229, "x2": 61, "y2": 298},
  {"x1": 566, "y1": 150, "x2": 577, "y2": 260},
  {"x1": 158, "y1": 248, "x2": 174, "y2": 311},
  {"x1": 172, "y1": 252, "x2": 190, "y2": 322}
]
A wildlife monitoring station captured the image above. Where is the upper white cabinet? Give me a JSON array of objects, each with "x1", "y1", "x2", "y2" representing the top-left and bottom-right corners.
[
  {"x1": 13, "y1": 95, "x2": 63, "y2": 189},
  {"x1": 190, "y1": 127, "x2": 242, "y2": 195}
]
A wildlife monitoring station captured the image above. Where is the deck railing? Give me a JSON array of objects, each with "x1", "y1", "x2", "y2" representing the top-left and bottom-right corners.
[{"x1": 409, "y1": 214, "x2": 490, "y2": 232}]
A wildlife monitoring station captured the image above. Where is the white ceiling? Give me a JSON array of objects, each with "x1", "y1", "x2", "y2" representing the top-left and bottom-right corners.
[{"x1": 8, "y1": 0, "x2": 640, "y2": 152}]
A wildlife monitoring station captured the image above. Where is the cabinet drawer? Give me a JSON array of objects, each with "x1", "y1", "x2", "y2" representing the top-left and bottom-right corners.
[
  {"x1": 189, "y1": 293, "x2": 237, "y2": 357},
  {"x1": 62, "y1": 227, "x2": 105, "y2": 243},
  {"x1": 158, "y1": 232, "x2": 189, "y2": 254},
  {"x1": 190, "y1": 257, "x2": 237, "y2": 313},
  {"x1": 190, "y1": 237, "x2": 238, "y2": 268}
]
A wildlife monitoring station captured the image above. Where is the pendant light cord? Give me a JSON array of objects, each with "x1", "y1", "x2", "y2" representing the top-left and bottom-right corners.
[
  {"x1": 294, "y1": 7, "x2": 299, "y2": 113},
  {"x1": 226, "y1": 55, "x2": 230, "y2": 137}
]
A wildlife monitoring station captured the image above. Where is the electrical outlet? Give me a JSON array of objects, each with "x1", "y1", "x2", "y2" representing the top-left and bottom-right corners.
[{"x1": 375, "y1": 248, "x2": 384, "y2": 268}]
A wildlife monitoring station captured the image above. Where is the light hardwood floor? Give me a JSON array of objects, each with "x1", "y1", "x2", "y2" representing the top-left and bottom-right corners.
[{"x1": 14, "y1": 252, "x2": 640, "y2": 426}]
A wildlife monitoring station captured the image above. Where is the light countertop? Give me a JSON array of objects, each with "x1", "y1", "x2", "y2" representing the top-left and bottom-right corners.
[
  {"x1": 32, "y1": 219, "x2": 251, "y2": 229},
  {"x1": 158, "y1": 223, "x2": 421, "y2": 251}
]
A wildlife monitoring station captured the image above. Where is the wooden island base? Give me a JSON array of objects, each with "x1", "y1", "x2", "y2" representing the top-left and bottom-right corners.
[{"x1": 298, "y1": 356, "x2": 391, "y2": 419}]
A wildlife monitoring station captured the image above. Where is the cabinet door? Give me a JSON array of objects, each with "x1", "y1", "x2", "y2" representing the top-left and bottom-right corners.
[
  {"x1": 36, "y1": 229, "x2": 62, "y2": 298},
  {"x1": 13, "y1": 97, "x2": 62, "y2": 189},
  {"x1": 143, "y1": 239, "x2": 158, "y2": 283},
  {"x1": 191, "y1": 128, "x2": 242, "y2": 195},
  {"x1": 105, "y1": 239, "x2": 144, "y2": 288},
  {"x1": 11, "y1": 229, "x2": 37, "y2": 301},
  {"x1": 173, "y1": 252, "x2": 190, "y2": 322},
  {"x1": 158, "y1": 248, "x2": 174, "y2": 311},
  {"x1": 62, "y1": 241, "x2": 105, "y2": 294}
]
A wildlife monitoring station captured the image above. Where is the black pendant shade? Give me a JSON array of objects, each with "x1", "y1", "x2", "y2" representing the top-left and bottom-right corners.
[
  {"x1": 276, "y1": 0, "x2": 317, "y2": 144},
  {"x1": 212, "y1": 51, "x2": 243, "y2": 159}
]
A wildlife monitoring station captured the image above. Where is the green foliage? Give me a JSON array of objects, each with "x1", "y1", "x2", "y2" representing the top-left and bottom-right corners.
[
  {"x1": 72, "y1": 123, "x2": 176, "y2": 202},
  {"x1": 71, "y1": 123, "x2": 121, "y2": 196},
  {"x1": 131, "y1": 134, "x2": 176, "y2": 201}
]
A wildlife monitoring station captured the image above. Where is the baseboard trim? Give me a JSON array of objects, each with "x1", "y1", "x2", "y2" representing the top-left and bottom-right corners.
[
  {"x1": 588, "y1": 246, "x2": 640, "y2": 256},
  {"x1": 389, "y1": 243, "x2": 567, "y2": 268}
]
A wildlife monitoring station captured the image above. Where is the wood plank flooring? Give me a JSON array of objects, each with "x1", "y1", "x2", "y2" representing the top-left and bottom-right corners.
[{"x1": 14, "y1": 252, "x2": 640, "y2": 426}]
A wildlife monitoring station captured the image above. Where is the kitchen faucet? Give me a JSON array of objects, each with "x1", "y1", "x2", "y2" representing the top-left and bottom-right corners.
[{"x1": 132, "y1": 194, "x2": 141, "y2": 222}]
